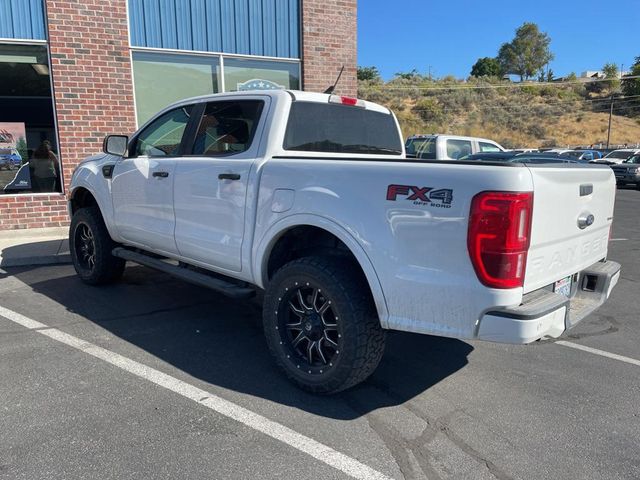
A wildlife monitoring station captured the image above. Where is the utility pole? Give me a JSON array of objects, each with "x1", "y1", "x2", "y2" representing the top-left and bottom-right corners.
[{"x1": 606, "y1": 94, "x2": 614, "y2": 149}]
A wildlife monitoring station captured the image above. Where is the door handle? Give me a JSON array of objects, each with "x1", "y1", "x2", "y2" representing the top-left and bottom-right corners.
[
  {"x1": 218, "y1": 173, "x2": 241, "y2": 181},
  {"x1": 153, "y1": 171, "x2": 169, "y2": 178}
]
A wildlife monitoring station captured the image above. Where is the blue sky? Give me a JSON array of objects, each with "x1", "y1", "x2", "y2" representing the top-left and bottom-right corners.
[{"x1": 358, "y1": 0, "x2": 640, "y2": 80}]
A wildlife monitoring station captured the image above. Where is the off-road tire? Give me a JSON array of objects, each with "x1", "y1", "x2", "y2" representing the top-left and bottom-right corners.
[
  {"x1": 70, "y1": 207, "x2": 125, "y2": 285},
  {"x1": 263, "y1": 256, "x2": 385, "y2": 394}
]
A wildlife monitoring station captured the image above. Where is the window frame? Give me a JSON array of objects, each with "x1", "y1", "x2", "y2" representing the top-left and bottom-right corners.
[
  {"x1": 0, "y1": 41, "x2": 64, "y2": 197},
  {"x1": 184, "y1": 98, "x2": 266, "y2": 158}
]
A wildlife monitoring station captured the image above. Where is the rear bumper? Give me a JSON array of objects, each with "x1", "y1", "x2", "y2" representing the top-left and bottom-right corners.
[{"x1": 477, "y1": 260, "x2": 621, "y2": 343}]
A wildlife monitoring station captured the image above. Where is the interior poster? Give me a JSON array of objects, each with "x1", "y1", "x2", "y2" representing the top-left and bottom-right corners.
[
  {"x1": 0, "y1": 122, "x2": 26, "y2": 150},
  {"x1": 0, "y1": 122, "x2": 29, "y2": 192}
]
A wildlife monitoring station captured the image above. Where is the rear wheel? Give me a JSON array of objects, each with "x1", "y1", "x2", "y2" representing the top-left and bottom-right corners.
[
  {"x1": 70, "y1": 207, "x2": 125, "y2": 285},
  {"x1": 263, "y1": 256, "x2": 385, "y2": 394}
]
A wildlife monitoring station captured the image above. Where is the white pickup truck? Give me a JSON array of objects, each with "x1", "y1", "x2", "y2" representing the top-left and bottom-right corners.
[{"x1": 68, "y1": 90, "x2": 621, "y2": 393}]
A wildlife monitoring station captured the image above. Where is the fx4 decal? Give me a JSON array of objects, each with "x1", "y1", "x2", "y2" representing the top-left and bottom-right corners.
[{"x1": 386, "y1": 184, "x2": 454, "y2": 208}]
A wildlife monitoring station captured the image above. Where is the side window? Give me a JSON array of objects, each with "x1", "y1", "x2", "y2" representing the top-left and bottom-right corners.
[
  {"x1": 133, "y1": 105, "x2": 193, "y2": 157},
  {"x1": 191, "y1": 100, "x2": 264, "y2": 156},
  {"x1": 479, "y1": 141, "x2": 501, "y2": 153},
  {"x1": 446, "y1": 139, "x2": 472, "y2": 159}
]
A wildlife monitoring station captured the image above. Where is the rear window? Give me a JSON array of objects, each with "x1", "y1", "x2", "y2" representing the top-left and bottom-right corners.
[
  {"x1": 406, "y1": 137, "x2": 436, "y2": 159},
  {"x1": 283, "y1": 102, "x2": 402, "y2": 155}
]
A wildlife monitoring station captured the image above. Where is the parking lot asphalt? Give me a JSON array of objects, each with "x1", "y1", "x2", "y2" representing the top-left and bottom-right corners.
[{"x1": 1, "y1": 188, "x2": 639, "y2": 480}]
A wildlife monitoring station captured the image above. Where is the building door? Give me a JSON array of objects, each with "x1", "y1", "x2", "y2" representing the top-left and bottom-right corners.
[
  {"x1": 111, "y1": 105, "x2": 193, "y2": 255},
  {"x1": 173, "y1": 98, "x2": 267, "y2": 272}
]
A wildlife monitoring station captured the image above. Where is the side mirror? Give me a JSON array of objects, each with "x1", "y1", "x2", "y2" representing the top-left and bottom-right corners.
[{"x1": 103, "y1": 135, "x2": 128, "y2": 156}]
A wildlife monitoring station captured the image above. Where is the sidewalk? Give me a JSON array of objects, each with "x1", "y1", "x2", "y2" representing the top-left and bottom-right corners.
[{"x1": 0, "y1": 227, "x2": 70, "y2": 268}]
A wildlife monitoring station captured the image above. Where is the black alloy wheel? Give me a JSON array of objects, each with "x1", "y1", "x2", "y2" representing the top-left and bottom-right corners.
[
  {"x1": 277, "y1": 282, "x2": 341, "y2": 375},
  {"x1": 73, "y1": 222, "x2": 96, "y2": 272}
]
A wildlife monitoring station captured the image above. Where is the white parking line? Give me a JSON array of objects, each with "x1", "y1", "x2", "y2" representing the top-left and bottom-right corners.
[
  {"x1": 0, "y1": 305, "x2": 392, "y2": 480},
  {"x1": 556, "y1": 340, "x2": 640, "y2": 367}
]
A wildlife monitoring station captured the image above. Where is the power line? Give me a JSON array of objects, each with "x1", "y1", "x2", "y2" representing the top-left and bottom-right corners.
[{"x1": 361, "y1": 75, "x2": 640, "y2": 91}]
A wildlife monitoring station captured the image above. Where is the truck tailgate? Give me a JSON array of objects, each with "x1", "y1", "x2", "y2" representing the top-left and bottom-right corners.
[{"x1": 524, "y1": 164, "x2": 615, "y2": 293}]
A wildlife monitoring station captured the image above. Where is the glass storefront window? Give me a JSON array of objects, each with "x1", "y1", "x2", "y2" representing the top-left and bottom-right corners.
[
  {"x1": 0, "y1": 44, "x2": 61, "y2": 195},
  {"x1": 132, "y1": 52, "x2": 220, "y2": 125},
  {"x1": 131, "y1": 51, "x2": 301, "y2": 127},
  {"x1": 223, "y1": 57, "x2": 300, "y2": 92}
]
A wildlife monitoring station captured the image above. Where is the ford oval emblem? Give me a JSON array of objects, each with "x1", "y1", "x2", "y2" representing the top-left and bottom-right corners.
[{"x1": 577, "y1": 213, "x2": 595, "y2": 229}]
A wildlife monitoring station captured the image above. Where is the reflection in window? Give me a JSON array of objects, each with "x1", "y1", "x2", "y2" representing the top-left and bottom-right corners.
[
  {"x1": 0, "y1": 44, "x2": 61, "y2": 195},
  {"x1": 192, "y1": 101, "x2": 264, "y2": 155},
  {"x1": 223, "y1": 57, "x2": 300, "y2": 92},
  {"x1": 134, "y1": 106, "x2": 192, "y2": 157},
  {"x1": 132, "y1": 52, "x2": 220, "y2": 125}
]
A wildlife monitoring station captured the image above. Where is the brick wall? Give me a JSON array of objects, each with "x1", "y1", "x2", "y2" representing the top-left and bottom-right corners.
[
  {"x1": 301, "y1": 0, "x2": 357, "y2": 97},
  {"x1": 0, "y1": 0, "x2": 135, "y2": 230}
]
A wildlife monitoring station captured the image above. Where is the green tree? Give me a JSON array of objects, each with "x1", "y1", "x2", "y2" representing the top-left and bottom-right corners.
[
  {"x1": 622, "y1": 57, "x2": 640, "y2": 116},
  {"x1": 16, "y1": 137, "x2": 28, "y2": 165},
  {"x1": 602, "y1": 62, "x2": 620, "y2": 91},
  {"x1": 394, "y1": 69, "x2": 421, "y2": 81},
  {"x1": 470, "y1": 57, "x2": 502, "y2": 77},
  {"x1": 357, "y1": 66, "x2": 381, "y2": 82},
  {"x1": 546, "y1": 69, "x2": 554, "y2": 82},
  {"x1": 497, "y1": 23, "x2": 554, "y2": 81},
  {"x1": 621, "y1": 57, "x2": 640, "y2": 97}
]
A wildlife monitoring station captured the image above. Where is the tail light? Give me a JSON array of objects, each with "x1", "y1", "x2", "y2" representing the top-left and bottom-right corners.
[{"x1": 467, "y1": 191, "x2": 533, "y2": 289}]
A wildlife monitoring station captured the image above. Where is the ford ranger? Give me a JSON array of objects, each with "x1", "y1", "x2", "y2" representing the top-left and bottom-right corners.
[{"x1": 68, "y1": 90, "x2": 621, "y2": 393}]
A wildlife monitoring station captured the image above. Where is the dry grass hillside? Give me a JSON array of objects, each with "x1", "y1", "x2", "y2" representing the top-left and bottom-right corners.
[{"x1": 358, "y1": 77, "x2": 640, "y2": 148}]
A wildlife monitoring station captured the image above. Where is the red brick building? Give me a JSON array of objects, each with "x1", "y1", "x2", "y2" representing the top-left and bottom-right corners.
[{"x1": 0, "y1": 0, "x2": 357, "y2": 230}]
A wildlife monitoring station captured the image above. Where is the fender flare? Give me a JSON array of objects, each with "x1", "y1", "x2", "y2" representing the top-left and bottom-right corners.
[
  {"x1": 68, "y1": 180, "x2": 119, "y2": 241},
  {"x1": 252, "y1": 213, "x2": 390, "y2": 328}
]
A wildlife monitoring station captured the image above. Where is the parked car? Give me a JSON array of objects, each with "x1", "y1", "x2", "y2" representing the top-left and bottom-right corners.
[
  {"x1": 0, "y1": 148, "x2": 22, "y2": 169},
  {"x1": 68, "y1": 90, "x2": 620, "y2": 393},
  {"x1": 560, "y1": 150, "x2": 603, "y2": 162},
  {"x1": 611, "y1": 153, "x2": 640, "y2": 188},
  {"x1": 461, "y1": 151, "x2": 579, "y2": 164},
  {"x1": 405, "y1": 134, "x2": 505, "y2": 160},
  {"x1": 599, "y1": 148, "x2": 640, "y2": 164}
]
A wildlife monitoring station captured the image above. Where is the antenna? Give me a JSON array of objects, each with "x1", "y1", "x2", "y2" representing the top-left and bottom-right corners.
[{"x1": 323, "y1": 65, "x2": 345, "y2": 94}]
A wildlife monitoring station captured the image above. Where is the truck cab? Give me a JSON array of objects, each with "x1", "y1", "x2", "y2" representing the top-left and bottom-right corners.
[{"x1": 405, "y1": 134, "x2": 505, "y2": 160}]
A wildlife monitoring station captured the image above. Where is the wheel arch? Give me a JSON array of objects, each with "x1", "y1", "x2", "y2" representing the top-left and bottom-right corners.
[
  {"x1": 254, "y1": 215, "x2": 389, "y2": 328},
  {"x1": 68, "y1": 183, "x2": 119, "y2": 240}
]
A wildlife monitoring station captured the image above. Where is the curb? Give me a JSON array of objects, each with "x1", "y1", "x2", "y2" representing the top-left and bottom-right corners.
[{"x1": 0, "y1": 254, "x2": 72, "y2": 268}]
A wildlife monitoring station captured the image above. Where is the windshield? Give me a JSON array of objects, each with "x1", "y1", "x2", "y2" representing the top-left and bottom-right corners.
[
  {"x1": 405, "y1": 137, "x2": 436, "y2": 159},
  {"x1": 563, "y1": 151, "x2": 582, "y2": 158},
  {"x1": 605, "y1": 150, "x2": 633, "y2": 159},
  {"x1": 623, "y1": 155, "x2": 640, "y2": 164}
]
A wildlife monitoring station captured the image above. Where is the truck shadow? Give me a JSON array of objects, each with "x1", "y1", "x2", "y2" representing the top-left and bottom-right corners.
[{"x1": 6, "y1": 264, "x2": 473, "y2": 420}]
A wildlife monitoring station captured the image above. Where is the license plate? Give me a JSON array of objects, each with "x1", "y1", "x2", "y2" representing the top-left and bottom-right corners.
[{"x1": 554, "y1": 276, "x2": 572, "y2": 297}]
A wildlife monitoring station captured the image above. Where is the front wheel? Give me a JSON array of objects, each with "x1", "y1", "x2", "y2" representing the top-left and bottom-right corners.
[
  {"x1": 70, "y1": 207, "x2": 125, "y2": 285},
  {"x1": 263, "y1": 256, "x2": 385, "y2": 394}
]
